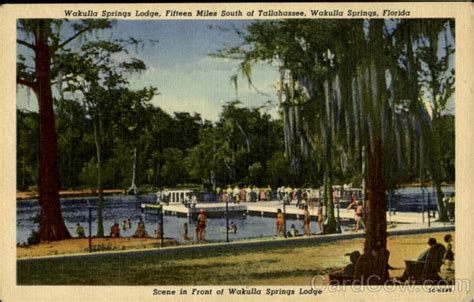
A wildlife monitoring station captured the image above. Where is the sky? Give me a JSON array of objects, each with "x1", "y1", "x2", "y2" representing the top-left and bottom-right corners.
[
  {"x1": 16, "y1": 19, "x2": 455, "y2": 120},
  {"x1": 16, "y1": 20, "x2": 280, "y2": 122}
]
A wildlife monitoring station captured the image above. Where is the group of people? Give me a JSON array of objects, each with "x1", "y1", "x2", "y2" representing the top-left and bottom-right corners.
[
  {"x1": 183, "y1": 209, "x2": 208, "y2": 241},
  {"x1": 277, "y1": 204, "x2": 322, "y2": 237},
  {"x1": 217, "y1": 186, "x2": 273, "y2": 203},
  {"x1": 216, "y1": 185, "x2": 314, "y2": 208},
  {"x1": 182, "y1": 209, "x2": 240, "y2": 241},
  {"x1": 75, "y1": 217, "x2": 154, "y2": 239},
  {"x1": 278, "y1": 187, "x2": 313, "y2": 208},
  {"x1": 332, "y1": 233, "x2": 454, "y2": 283},
  {"x1": 417, "y1": 235, "x2": 454, "y2": 272}
]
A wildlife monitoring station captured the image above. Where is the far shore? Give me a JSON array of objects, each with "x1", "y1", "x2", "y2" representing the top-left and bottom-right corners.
[
  {"x1": 16, "y1": 189, "x2": 124, "y2": 201},
  {"x1": 16, "y1": 182, "x2": 455, "y2": 201}
]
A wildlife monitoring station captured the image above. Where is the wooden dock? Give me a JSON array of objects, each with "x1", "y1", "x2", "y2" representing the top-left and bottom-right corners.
[
  {"x1": 163, "y1": 203, "x2": 247, "y2": 217},
  {"x1": 160, "y1": 201, "x2": 427, "y2": 223},
  {"x1": 163, "y1": 201, "x2": 327, "y2": 219}
]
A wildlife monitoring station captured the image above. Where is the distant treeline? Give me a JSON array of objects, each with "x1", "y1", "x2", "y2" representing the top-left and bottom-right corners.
[{"x1": 17, "y1": 101, "x2": 454, "y2": 192}]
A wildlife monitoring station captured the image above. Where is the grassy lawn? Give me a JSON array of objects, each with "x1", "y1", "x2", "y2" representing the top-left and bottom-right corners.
[{"x1": 17, "y1": 231, "x2": 454, "y2": 285}]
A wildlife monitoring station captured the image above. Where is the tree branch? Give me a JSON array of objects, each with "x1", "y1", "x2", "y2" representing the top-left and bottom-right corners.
[
  {"x1": 54, "y1": 27, "x2": 91, "y2": 51},
  {"x1": 17, "y1": 77, "x2": 37, "y2": 91},
  {"x1": 17, "y1": 39, "x2": 35, "y2": 50}
]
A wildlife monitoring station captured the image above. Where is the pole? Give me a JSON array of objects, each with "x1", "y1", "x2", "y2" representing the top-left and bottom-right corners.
[
  {"x1": 283, "y1": 194, "x2": 287, "y2": 238},
  {"x1": 427, "y1": 192, "x2": 431, "y2": 227},
  {"x1": 88, "y1": 204, "x2": 92, "y2": 253},
  {"x1": 421, "y1": 188, "x2": 425, "y2": 223},
  {"x1": 160, "y1": 206, "x2": 164, "y2": 247},
  {"x1": 388, "y1": 191, "x2": 392, "y2": 225},
  {"x1": 226, "y1": 198, "x2": 229, "y2": 242},
  {"x1": 336, "y1": 196, "x2": 341, "y2": 233}
]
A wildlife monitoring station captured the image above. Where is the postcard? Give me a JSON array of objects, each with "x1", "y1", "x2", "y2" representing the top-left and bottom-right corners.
[{"x1": 1, "y1": 2, "x2": 473, "y2": 302}]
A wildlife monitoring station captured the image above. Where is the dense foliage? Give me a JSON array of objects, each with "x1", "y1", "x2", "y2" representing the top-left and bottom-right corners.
[
  {"x1": 17, "y1": 18, "x2": 455, "y2": 247},
  {"x1": 17, "y1": 103, "x2": 454, "y2": 191}
]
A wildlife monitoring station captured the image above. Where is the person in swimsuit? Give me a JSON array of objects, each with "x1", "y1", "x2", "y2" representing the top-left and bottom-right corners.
[
  {"x1": 303, "y1": 205, "x2": 311, "y2": 236},
  {"x1": 348, "y1": 200, "x2": 364, "y2": 231},
  {"x1": 197, "y1": 209, "x2": 207, "y2": 240},
  {"x1": 317, "y1": 202, "x2": 324, "y2": 233},
  {"x1": 276, "y1": 208, "x2": 284, "y2": 236},
  {"x1": 110, "y1": 223, "x2": 121, "y2": 238}
]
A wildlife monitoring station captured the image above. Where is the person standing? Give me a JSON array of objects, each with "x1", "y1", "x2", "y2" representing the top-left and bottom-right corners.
[
  {"x1": 276, "y1": 208, "x2": 284, "y2": 237},
  {"x1": 240, "y1": 186, "x2": 247, "y2": 203},
  {"x1": 317, "y1": 201, "x2": 324, "y2": 233},
  {"x1": 303, "y1": 205, "x2": 311, "y2": 236},
  {"x1": 233, "y1": 186, "x2": 240, "y2": 204},
  {"x1": 448, "y1": 193, "x2": 455, "y2": 221},
  {"x1": 226, "y1": 186, "x2": 233, "y2": 203},
  {"x1": 246, "y1": 186, "x2": 252, "y2": 203},
  {"x1": 296, "y1": 188, "x2": 302, "y2": 207},
  {"x1": 197, "y1": 209, "x2": 207, "y2": 241},
  {"x1": 266, "y1": 186, "x2": 272, "y2": 201},
  {"x1": 183, "y1": 223, "x2": 191, "y2": 240},
  {"x1": 348, "y1": 200, "x2": 364, "y2": 231},
  {"x1": 259, "y1": 188, "x2": 266, "y2": 201}
]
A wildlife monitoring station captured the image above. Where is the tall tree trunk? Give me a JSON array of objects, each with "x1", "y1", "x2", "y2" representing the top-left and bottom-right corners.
[
  {"x1": 322, "y1": 79, "x2": 337, "y2": 233},
  {"x1": 354, "y1": 20, "x2": 389, "y2": 284},
  {"x1": 431, "y1": 118, "x2": 449, "y2": 221},
  {"x1": 93, "y1": 121, "x2": 104, "y2": 237},
  {"x1": 35, "y1": 20, "x2": 71, "y2": 241},
  {"x1": 426, "y1": 24, "x2": 449, "y2": 222},
  {"x1": 279, "y1": 68, "x2": 291, "y2": 163},
  {"x1": 365, "y1": 139, "x2": 387, "y2": 252}
]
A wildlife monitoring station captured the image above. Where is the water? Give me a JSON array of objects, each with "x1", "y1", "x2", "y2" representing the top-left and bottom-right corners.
[
  {"x1": 17, "y1": 186, "x2": 454, "y2": 244},
  {"x1": 389, "y1": 186, "x2": 455, "y2": 212},
  {"x1": 16, "y1": 195, "x2": 323, "y2": 244}
]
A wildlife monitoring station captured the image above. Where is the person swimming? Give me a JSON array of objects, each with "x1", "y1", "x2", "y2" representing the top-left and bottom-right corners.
[{"x1": 228, "y1": 221, "x2": 237, "y2": 233}]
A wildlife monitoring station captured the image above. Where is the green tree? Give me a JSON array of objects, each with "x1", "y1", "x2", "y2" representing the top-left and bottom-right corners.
[
  {"x1": 161, "y1": 148, "x2": 186, "y2": 186},
  {"x1": 417, "y1": 20, "x2": 454, "y2": 221},
  {"x1": 59, "y1": 38, "x2": 153, "y2": 236},
  {"x1": 17, "y1": 19, "x2": 111, "y2": 241},
  {"x1": 17, "y1": 110, "x2": 39, "y2": 191}
]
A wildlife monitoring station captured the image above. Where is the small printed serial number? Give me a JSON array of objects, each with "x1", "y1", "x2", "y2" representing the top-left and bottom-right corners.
[{"x1": 427, "y1": 287, "x2": 453, "y2": 293}]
